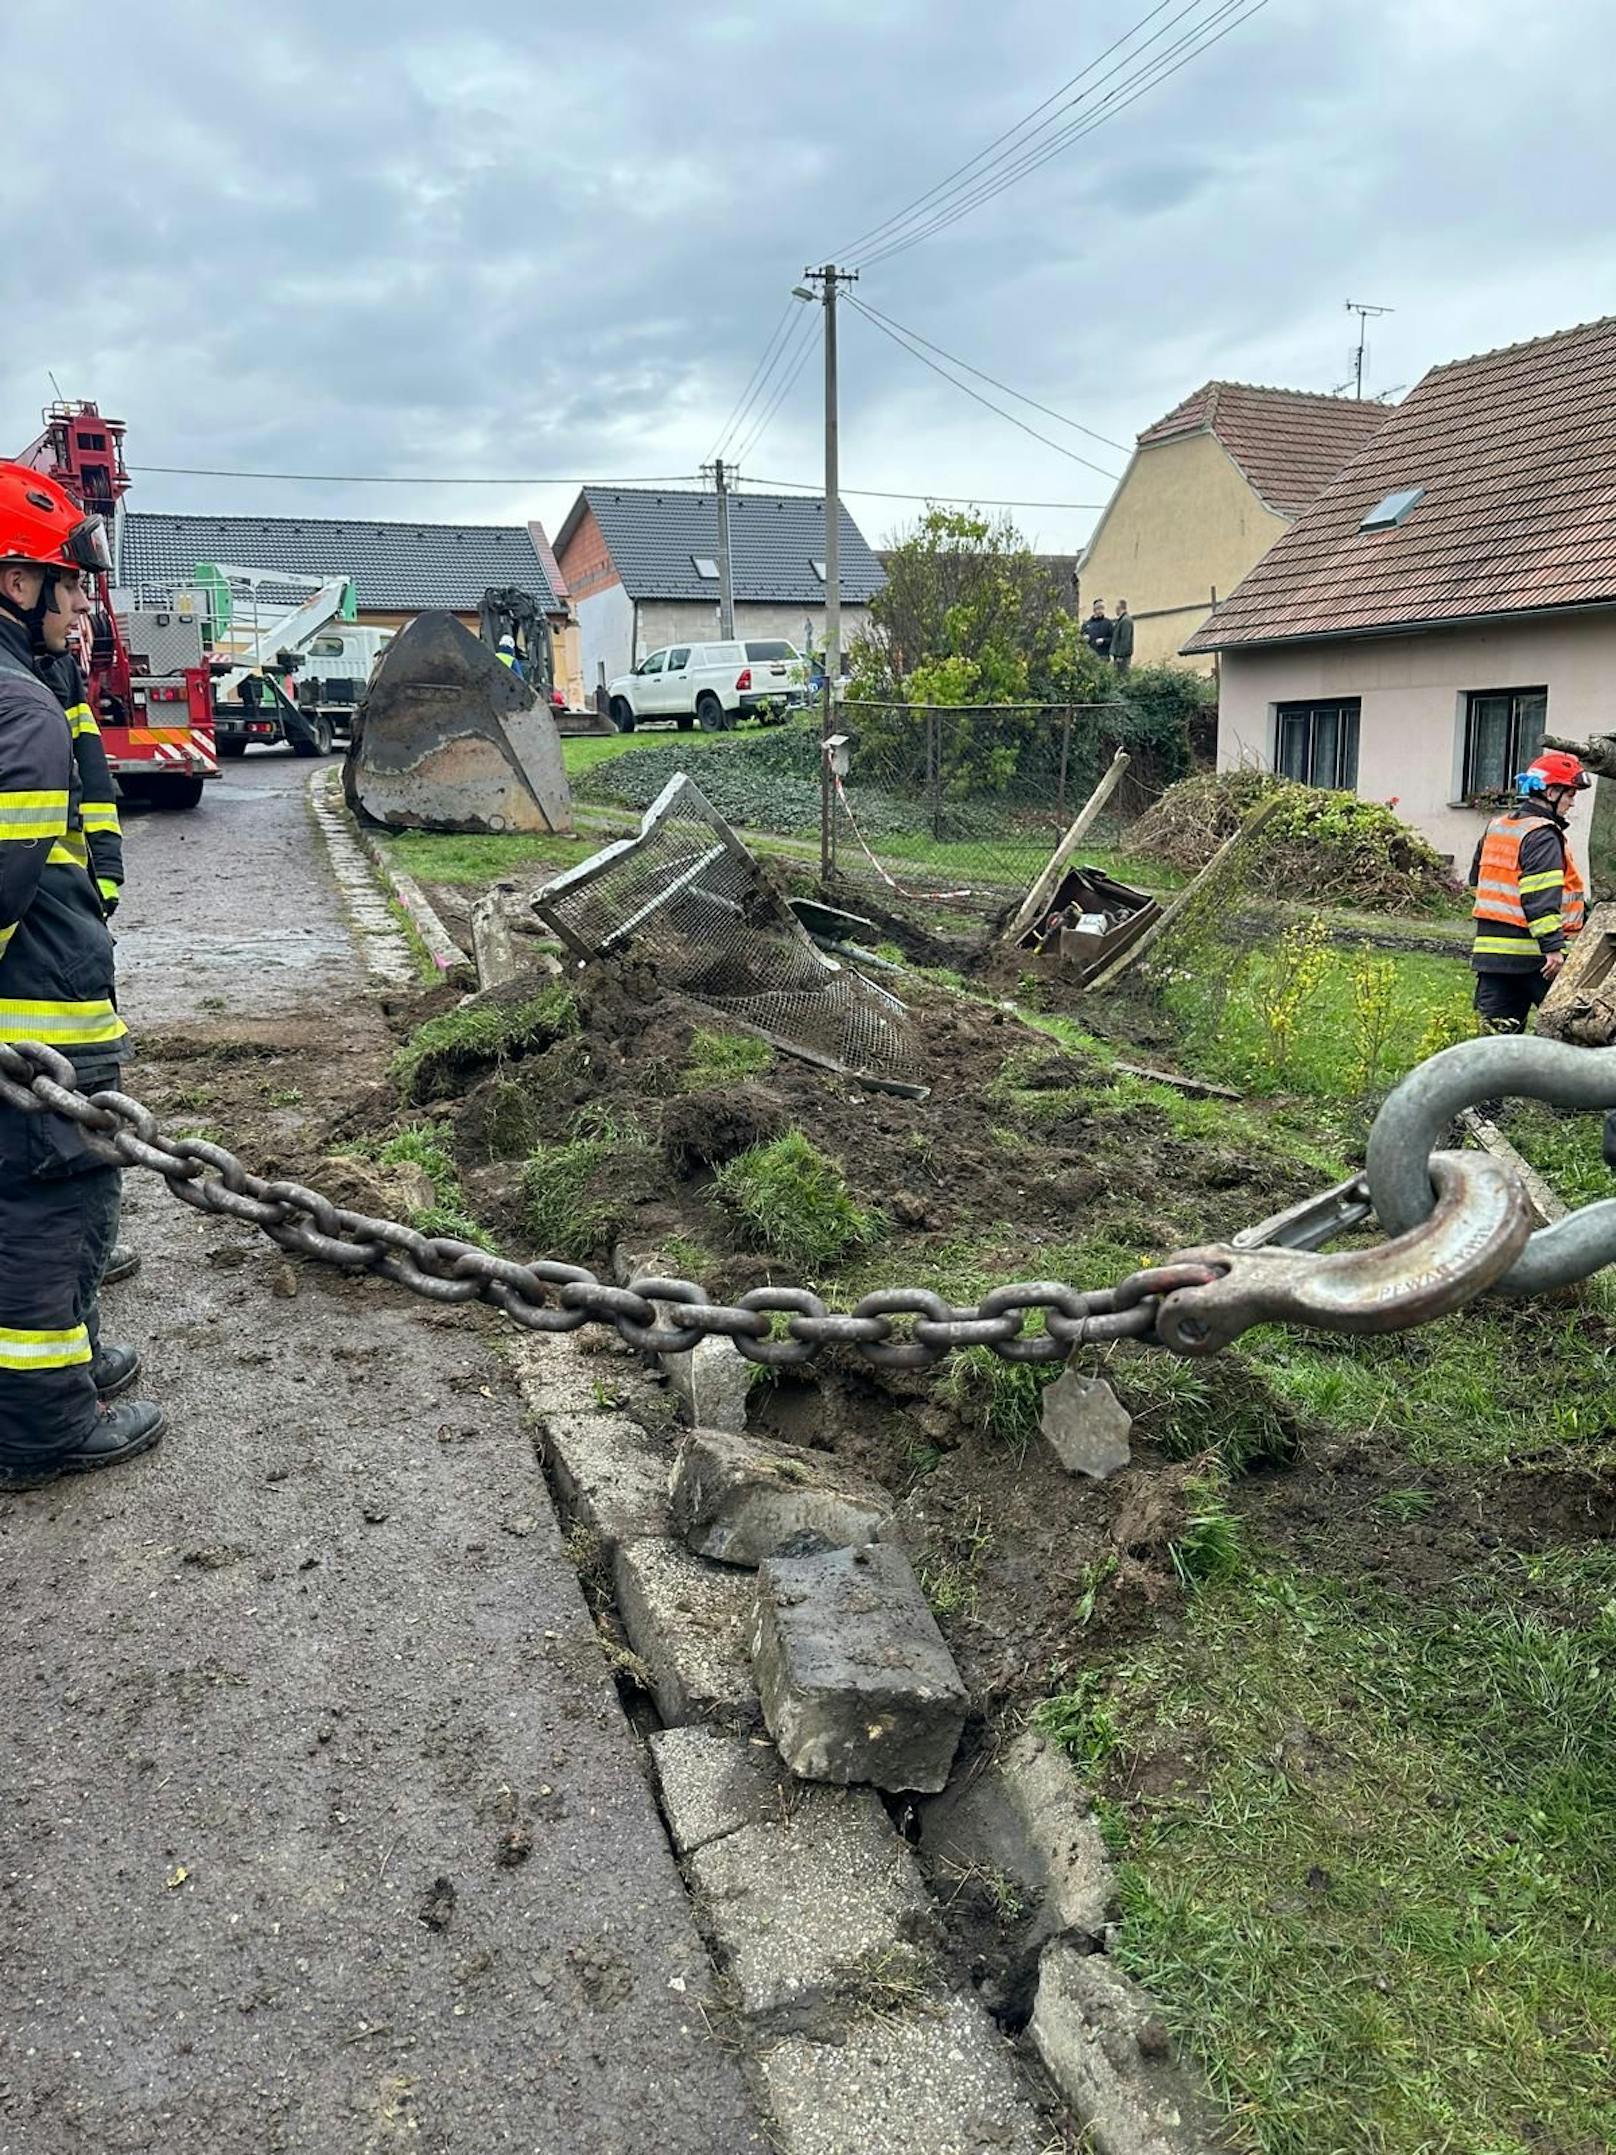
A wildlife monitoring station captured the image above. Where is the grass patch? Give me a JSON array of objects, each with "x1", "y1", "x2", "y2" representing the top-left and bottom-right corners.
[
  {"x1": 346, "y1": 1120, "x2": 492, "y2": 1247},
  {"x1": 391, "y1": 983, "x2": 579, "y2": 1103},
  {"x1": 1503, "y1": 1101, "x2": 1611, "y2": 1208},
  {"x1": 714, "y1": 1131, "x2": 883, "y2": 1270},
  {"x1": 382, "y1": 830, "x2": 595, "y2": 887},
  {"x1": 520, "y1": 1107, "x2": 653, "y2": 1262},
  {"x1": 681, "y1": 1027, "x2": 774, "y2": 1091},
  {"x1": 1081, "y1": 1555, "x2": 1616, "y2": 2154}
]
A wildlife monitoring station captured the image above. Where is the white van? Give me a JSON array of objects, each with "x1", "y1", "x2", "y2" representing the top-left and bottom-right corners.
[{"x1": 606, "y1": 638, "x2": 807, "y2": 732}]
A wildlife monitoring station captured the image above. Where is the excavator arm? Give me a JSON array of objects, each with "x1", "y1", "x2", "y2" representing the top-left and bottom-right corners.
[{"x1": 478, "y1": 587, "x2": 555, "y2": 699}]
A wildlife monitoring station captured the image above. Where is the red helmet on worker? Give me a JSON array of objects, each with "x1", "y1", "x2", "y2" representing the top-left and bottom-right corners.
[
  {"x1": 0, "y1": 462, "x2": 112, "y2": 578},
  {"x1": 1523, "y1": 749, "x2": 1591, "y2": 793}
]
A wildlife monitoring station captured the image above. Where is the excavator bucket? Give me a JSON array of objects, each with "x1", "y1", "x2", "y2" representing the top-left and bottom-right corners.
[{"x1": 344, "y1": 610, "x2": 572, "y2": 836}]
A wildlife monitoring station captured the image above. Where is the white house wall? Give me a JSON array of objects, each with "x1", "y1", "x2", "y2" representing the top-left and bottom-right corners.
[
  {"x1": 1215, "y1": 610, "x2": 1616, "y2": 865},
  {"x1": 576, "y1": 580, "x2": 637, "y2": 696},
  {"x1": 633, "y1": 599, "x2": 872, "y2": 658}
]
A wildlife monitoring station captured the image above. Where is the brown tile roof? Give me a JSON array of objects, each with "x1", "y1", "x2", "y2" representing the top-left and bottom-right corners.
[
  {"x1": 1186, "y1": 316, "x2": 1616, "y2": 652},
  {"x1": 1137, "y1": 381, "x2": 1387, "y2": 517}
]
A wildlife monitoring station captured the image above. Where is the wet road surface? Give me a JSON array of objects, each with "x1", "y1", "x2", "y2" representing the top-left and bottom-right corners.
[{"x1": 0, "y1": 750, "x2": 765, "y2": 2153}]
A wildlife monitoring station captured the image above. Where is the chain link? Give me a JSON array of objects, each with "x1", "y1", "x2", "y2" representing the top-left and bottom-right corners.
[{"x1": 0, "y1": 1041, "x2": 1221, "y2": 1369}]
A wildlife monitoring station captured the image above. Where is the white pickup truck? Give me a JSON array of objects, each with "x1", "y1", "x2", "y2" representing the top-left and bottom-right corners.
[{"x1": 606, "y1": 638, "x2": 807, "y2": 732}]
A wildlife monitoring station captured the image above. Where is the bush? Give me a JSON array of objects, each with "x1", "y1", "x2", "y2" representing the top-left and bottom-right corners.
[
  {"x1": 1131, "y1": 770, "x2": 1460, "y2": 912},
  {"x1": 714, "y1": 1131, "x2": 884, "y2": 1269}
]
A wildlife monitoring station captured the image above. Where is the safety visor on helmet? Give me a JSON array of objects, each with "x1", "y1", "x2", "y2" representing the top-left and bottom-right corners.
[{"x1": 62, "y1": 514, "x2": 112, "y2": 575}]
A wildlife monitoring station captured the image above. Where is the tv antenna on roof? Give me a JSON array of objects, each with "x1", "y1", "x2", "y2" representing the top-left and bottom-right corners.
[{"x1": 1344, "y1": 300, "x2": 1393, "y2": 401}]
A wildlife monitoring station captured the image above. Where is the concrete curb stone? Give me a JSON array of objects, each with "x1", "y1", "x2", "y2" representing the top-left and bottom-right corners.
[
  {"x1": 671, "y1": 1426, "x2": 893, "y2": 1566},
  {"x1": 648, "y1": 1728, "x2": 787, "y2": 1856},
  {"x1": 542, "y1": 1408, "x2": 675, "y2": 1551},
  {"x1": 616, "y1": 1537, "x2": 760, "y2": 1730}
]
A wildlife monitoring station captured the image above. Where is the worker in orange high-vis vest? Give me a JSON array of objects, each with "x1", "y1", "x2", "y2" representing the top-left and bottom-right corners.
[{"x1": 1469, "y1": 749, "x2": 1589, "y2": 1033}]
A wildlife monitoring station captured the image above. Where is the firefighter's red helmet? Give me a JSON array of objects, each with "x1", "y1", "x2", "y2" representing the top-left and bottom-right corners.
[
  {"x1": 1525, "y1": 749, "x2": 1592, "y2": 792},
  {"x1": 0, "y1": 462, "x2": 112, "y2": 576}
]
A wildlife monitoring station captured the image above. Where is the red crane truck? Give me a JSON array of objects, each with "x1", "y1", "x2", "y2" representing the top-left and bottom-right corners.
[{"x1": 16, "y1": 401, "x2": 217, "y2": 809}]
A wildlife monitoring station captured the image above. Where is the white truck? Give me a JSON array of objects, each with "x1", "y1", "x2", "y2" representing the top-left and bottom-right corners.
[
  {"x1": 606, "y1": 638, "x2": 807, "y2": 733},
  {"x1": 202, "y1": 565, "x2": 392, "y2": 757}
]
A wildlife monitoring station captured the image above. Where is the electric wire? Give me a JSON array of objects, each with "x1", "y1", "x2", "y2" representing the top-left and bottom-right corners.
[
  {"x1": 852, "y1": 299, "x2": 1128, "y2": 452},
  {"x1": 857, "y1": 0, "x2": 1270, "y2": 268},
  {"x1": 834, "y1": 0, "x2": 1179, "y2": 264},
  {"x1": 728, "y1": 308, "x2": 820, "y2": 468},
  {"x1": 708, "y1": 297, "x2": 798, "y2": 465},
  {"x1": 747, "y1": 476, "x2": 1106, "y2": 509},
  {"x1": 846, "y1": 297, "x2": 1121, "y2": 479},
  {"x1": 129, "y1": 464, "x2": 698, "y2": 486}
]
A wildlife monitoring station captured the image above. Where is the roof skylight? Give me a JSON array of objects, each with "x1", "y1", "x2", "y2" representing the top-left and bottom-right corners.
[
  {"x1": 1360, "y1": 486, "x2": 1424, "y2": 532},
  {"x1": 692, "y1": 555, "x2": 719, "y2": 579}
]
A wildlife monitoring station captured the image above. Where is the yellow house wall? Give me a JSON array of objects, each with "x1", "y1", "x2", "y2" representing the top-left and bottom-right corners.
[{"x1": 1079, "y1": 432, "x2": 1291, "y2": 672}]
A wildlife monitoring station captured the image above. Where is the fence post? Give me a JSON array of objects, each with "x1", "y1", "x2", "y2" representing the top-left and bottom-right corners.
[
  {"x1": 1056, "y1": 705, "x2": 1071, "y2": 834},
  {"x1": 820, "y1": 720, "x2": 834, "y2": 883},
  {"x1": 927, "y1": 706, "x2": 943, "y2": 841}
]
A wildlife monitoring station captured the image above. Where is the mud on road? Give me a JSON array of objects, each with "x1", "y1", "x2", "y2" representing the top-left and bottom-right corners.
[{"x1": 0, "y1": 758, "x2": 766, "y2": 2155}]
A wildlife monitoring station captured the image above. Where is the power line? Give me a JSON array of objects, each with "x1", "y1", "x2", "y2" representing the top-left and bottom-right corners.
[
  {"x1": 729, "y1": 309, "x2": 820, "y2": 468},
  {"x1": 852, "y1": 299, "x2": 1128, "y2": 452},
  {"x1": 747, "y1": 475, "x2": 1106, "y2": 509},
  {"x1": 709, "y1": 297, "x2": 797, "y2": 463},
  {"x1": 128, "y1": 463, "x2": 698, "y2": 486},
  {"x1": 846, "y1": 297, "x2": 1121, "y2": 480},
  {"x1": 835, "y1": 0, "x2": 1179, "y2": 264},
  {"x1": 857, "y1": 0, "x2": 1270, "y2": 269}
]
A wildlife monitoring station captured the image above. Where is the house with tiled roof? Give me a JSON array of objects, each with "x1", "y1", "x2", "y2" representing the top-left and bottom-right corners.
[
  {"x1": 1077, "y1": 381, "x2": 1388, "y2": 671},
  {"x1": 120, "y1": 511, "x2": 585, "y2": 702},
  {"x1": 554, "y1": 487, "x2": 884, "y2": 694},
  {"x1": 1190, "y1": 315, "x2": 1616, "y2": 865}
]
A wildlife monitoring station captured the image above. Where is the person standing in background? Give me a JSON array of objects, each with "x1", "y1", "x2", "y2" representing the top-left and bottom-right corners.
[{"x1": 1110, "y1": 600, "x2": 1135, "y2": 674}]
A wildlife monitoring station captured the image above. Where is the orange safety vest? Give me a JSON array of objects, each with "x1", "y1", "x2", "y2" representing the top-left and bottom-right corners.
[{"x1": 1473, "y1": 811, "x2": 1585, "y2": 935}]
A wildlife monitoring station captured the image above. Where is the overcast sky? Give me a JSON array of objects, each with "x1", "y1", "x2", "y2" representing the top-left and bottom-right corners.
[{"x1": 4, "y1": 0, "x2": 1612, "y2": 557}]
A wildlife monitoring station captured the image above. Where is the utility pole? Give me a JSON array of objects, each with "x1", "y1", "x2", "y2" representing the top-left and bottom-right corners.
[
  {"x1": 1344, "y1": 299, "x2": 1393, "y2": 400},
  {"x1": 799, "y1": 264, "x2": 858, "y2": 706},
  {"x1": 712, "y1": 456, "x2": 736, "y2": 638}
]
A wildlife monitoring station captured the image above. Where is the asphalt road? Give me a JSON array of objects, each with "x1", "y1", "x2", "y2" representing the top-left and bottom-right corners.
[{"x1": 0, "y1": 753, "x2": 766, "y2": 2154}]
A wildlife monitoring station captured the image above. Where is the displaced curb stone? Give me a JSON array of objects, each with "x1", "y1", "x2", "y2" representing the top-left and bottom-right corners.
[
  {"x1": 672, "y1": 1427, "x2": 893, "y2": 1566},
  {"x1": 542, "y1": 1409, "x2": 674, "y2": 1550},
  {"x1": 1041, "y1": 1370, "x2": 1133, "y2": 1479},
  {"x1": 686, "y1": 1786, "x2": 933, "y2": 2022},
  {"x1": 920, "y1": 1733, "x2": 1115, "y2": 1948},
  {"x1": 752, "y1": 1544, "x2": 968, "y2": 1794},
  {"x1": 616, "y1": 1537, "x2": 759, "y2": 1729},
  {"x1": 648, "y1": 1728, "x2": 785, "y2": 1856},
  {"x1": 663, "y1": 1332, "x2": 752, "y2": 1434},
  {"x1": 759, "y1": 1997, "x2": 1050, "y2": 2155},
  {"x1": 1031, "y1": 1941, "x2": 1230, "y2": 2155}
]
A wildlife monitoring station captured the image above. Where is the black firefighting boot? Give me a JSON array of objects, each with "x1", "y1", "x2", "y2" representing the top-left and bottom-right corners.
[
  {"x1": 92, "y1": 1344, "x2": 141, "y2": 1400},
  {"x1": 104, "y1": 1244, "x2": 141, "y2": 1286},
  {"x1": 58, "y1": 1399, "x2": 167, "y2": 1475}
]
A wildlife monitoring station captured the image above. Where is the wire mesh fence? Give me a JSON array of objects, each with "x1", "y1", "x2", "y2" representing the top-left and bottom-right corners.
[{"x1": 825, "y1": 701, "x2": 1158, "y2": 931}]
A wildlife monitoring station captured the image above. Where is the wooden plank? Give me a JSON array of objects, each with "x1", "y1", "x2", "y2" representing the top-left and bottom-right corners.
[
  {"x1": 1113, "y1": 1059, "x2": 1242, "y2": 1101},
  {"x1": 1086, "y1": 794, "x2": 1287, "y2": 994},
  {"x1": 999, "y1": 749, "x2": 1132, "y2": 948},
  {"x1": 1458, "y1": 1108, "x2": 1567, "y2": 1224}
]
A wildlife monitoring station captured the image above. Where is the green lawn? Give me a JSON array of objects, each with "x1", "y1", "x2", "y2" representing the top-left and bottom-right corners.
[
  {"x1": 383, "y1": 828, "x2": 596, "y2": 886},
  {"x1": 1062, "y1": 1552, "x2": 1616, "y2": 2155},
  {"x1": 562, "y1": 726, "x2": 741, "y2": 777}
]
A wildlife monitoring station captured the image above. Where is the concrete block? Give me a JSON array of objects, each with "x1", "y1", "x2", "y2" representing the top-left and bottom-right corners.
[
  {"x1": 1001, "y1": 1731, "x2": 1115, "y2": 1937},
  {"x1": 751, "y1": 1544, "x2": 968, "y2": 1794},
  {"x1": 671, "y1": 1427, "x2": 893, "y2": 1567},
  {"x1": 510, "y1": 1333, "x2": 617, "y2": 1419},
  {"x1": 647, "y1": 1727, "x2": 785, "y2": 1855},
  {"x1": 541, "y1": 1409, "x2": 673, "y2": 1550},
  {"x1": 759, "y1": 1998, "x2": 1049, "y2": 2155},
  {"x1": 614, "y1": 1537, "x2": 758, "y2": 1730},
  {"x1": 686, "y1": 1786, "x2": 932, "y2": 2021},
  {"x1": 1041, "y1": 1370, "x2": 1133, "y2": 1479},
  {"x1": 664, "y1": 1332, "x2": 751, "y2": 1434},
  {"x1": 1030, "y1": 1941, "x2": 1229, "y2": 2155}
]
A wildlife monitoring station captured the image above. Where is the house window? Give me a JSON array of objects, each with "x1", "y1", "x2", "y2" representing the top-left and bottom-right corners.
[
  {"x1": 1274, "y1": 699, "x2": 1360, "y2": 790},
  {"x1": 1462, "y1": 687, "x2": 1547, "y2": 798},
  {"x1": 692, "y1": 556, "x2": 719, "y2": 580},
  {"x1": 809, "y1": 560, "x2": 827, "y2": 582}
]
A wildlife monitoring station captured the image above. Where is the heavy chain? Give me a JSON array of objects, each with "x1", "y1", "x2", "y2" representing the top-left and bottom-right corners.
[{"x1": 0, "y1": 1034, "x2": 1599, "y2": 1367}]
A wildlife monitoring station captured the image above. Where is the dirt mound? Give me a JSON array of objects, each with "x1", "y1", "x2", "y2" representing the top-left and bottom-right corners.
[{"x1": 1131, "y1": 769, "x2": 1461, "y2": 912}]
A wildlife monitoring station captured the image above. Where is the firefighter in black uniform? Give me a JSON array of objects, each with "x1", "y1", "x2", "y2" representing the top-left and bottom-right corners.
[
  {"x1": 0, "y1": 461, "x2": 163, "y2": 1491},
  {"x1": 34, "y1": 641, "x2": 142, "y2": 1292}
]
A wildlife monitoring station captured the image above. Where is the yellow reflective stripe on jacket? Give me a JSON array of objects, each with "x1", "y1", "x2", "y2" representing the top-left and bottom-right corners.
[
  {"x1": 0, "y1": 1322, "x2": 92, "y2": 1371},
  {"x1": 0, "y1": 789, "x2": 69, "y2": 841},
  {"x1": 65, "y1": 701, "x2": 99, "y2": 740},
  {"x1": 1517, "y1": 869, "x2": 1563, "y2": 896},
  {"x1": 0, "y1": 996, "x2": 126, "y2": 1046},
  {"x1": 1529, "y1": 914, "x2": 1563, "y2": 938},
  {"x1": 0, "y1": 922, "x2": 14, "y2": 955},
  {"x1": 1472, "y1": 933, "x2": 1539, "y2": 956},
  {"x1": 79, "y1": 802, "x2": 121, "y2": 835},
  {"x1": 48, "y1": 834, "x2": 90, "y2": 870},
  {"x1": 97, "y1": 876, "x2": 121, "y2": 904}
]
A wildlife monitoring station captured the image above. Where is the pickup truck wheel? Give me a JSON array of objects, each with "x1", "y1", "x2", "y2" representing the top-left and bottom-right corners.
[
  {"x1": 696, "y1": 693, "x2": 725, "y2": 733},
  {"x1": 609, "y1": 697, "x2": 636, "y2": 733}
]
